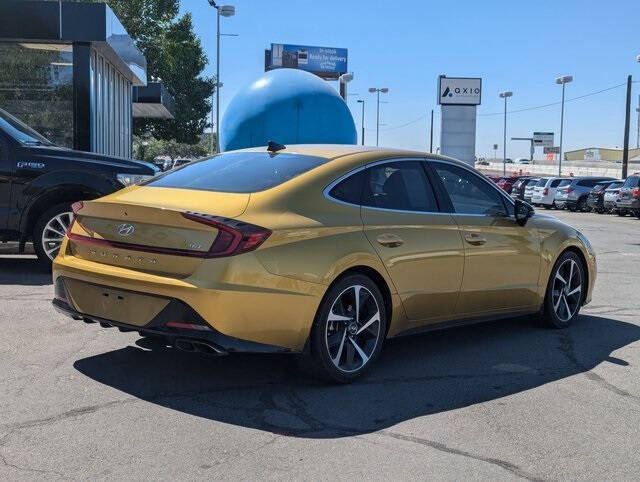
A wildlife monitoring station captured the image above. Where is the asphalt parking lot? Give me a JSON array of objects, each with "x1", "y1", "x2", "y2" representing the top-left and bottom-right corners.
[{"x1": 1, "y1": 210, "x2": 639, "y2": 480}]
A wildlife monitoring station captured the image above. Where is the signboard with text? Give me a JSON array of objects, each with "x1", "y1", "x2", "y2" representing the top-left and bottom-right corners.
[
  {"x1": 534, "y1": 132, "x2": 554, "y2": 147},
  {"x1": 438, "y1": 76, "x2": 482, "y2": 105},
  {"x1": 544, "y1": 146, "x2": 560, "y2": 154},
  {"x1": 269, "y1": 44, "x2": 348, "y2": 79}
]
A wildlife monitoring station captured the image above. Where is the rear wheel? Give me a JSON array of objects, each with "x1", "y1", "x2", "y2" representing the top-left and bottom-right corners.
[
  {"x1": 577, "y1": 197, "x2": 588, "y2": 212},
  {"x1": 541, "y1": 251, "x2": 585, "y2": 328},
  {"x1": 33, "y1": 203, "x2": 73, "y2": 269},
  {"x1": 308, "y1": 274, "x2": 386, "y2": 383}
]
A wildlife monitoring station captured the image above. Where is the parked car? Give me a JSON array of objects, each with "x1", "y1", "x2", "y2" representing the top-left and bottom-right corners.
[
  {"x1": 523, "y1": 178, "x2": 540, "y2": 203},
  {"x1": 0, "y1": 107, "x2": 159, "y2": 268},
  {"x1": 615, "y1": 174, "x2": 640, "y2": 218},
  {"x1": 554, "y1": 176, "x2": 616, "y2": 212},
  {"x1": 52, "y1": 146, "x2": 596, "y2": 382},
  {"x1": 603, "y1": 181, "x2": 625, "y2": 213},
  {"x1": 510, "y1": 177, "x2": 537, "y2": 200},
  {"x1": 476, "y1": 160, "x2": 490, "y2": 166},
  {"x1": 486, "y1": 175, "x2": 501, "y2": 183},
  {"x1": 496, "y1": 176, "x2": 518, "y2": 194},
  {"x1": 171, "y1": 158, "x2": 192, "y2": 170},
  {"x1": 532, "y1": 177, "x2": 565, "y2": 209},
  {"x1": 514, "y1": 158, "x2": 531, "y2": 165},
  {"x1": 587, "y1": 180, "x2": 621, "y2": 213}
]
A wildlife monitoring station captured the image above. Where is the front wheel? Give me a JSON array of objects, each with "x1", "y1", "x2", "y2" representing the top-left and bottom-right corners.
[
  {"x1": 33, "y1": 203, "x2": 73, "y2": 269},
  {"x1": 309, "y1": 274, "x2": 387, "y2": 383},
  {"x1": 541, "y1": 251, "x2": 585, "y2": 328}
]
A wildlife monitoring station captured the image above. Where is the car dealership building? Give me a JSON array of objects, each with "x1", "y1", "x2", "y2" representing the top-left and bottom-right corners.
[{"x1": 0, "y1": 0, "x2": 174, "y2": 159}]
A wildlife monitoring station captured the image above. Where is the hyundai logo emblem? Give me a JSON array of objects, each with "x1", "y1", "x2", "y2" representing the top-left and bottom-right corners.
[{"x1": 116, "y1": 223, "x2": 135, "y2": 236}]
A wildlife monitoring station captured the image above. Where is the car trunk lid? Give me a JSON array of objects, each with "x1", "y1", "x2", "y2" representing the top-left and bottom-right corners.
[{"x1": 66, "y1": 186, "x2": 250, "y2": 276}]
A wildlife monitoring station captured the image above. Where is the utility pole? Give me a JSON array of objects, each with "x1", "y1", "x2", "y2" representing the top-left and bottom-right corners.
[
  {"x1": 622, "y1": 74, "x2": 632, "y2": 179},
  {"x1": 357, "y1": 100, "x2": 365, "y2": 145},
  {"x1": 429, "y1": 109, "x2": 434, "y2": 153},
  {"x1": 636, "y1": 94, "x2": 639, "y2": 149}
]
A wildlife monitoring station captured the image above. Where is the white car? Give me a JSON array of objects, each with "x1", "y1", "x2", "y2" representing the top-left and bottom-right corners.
[
  {"x1": 531, "y1": 177, "x2": 565, "y2": 209},
  {"x1": 603, "y1": 181, "x2": 624, "y2": 212},
  {"x1": 514, "y1": 157, "x2": 531, "y2": 164}
]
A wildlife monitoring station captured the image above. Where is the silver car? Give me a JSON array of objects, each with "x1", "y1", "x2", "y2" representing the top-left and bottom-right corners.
[
  {"x1": 523, "y1": 178, "x2": 540, "y2": 203},
  {"x1": 603, "y1": 181, "x2": 624, "y2": 212}
]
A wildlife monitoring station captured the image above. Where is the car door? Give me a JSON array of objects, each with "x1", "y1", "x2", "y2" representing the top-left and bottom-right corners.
[
  {"x1": 430, "y1": 161, "x2": 541, "y2": 315},
  {"x1": 0, "y1": 134, "x2": 11, "y2": 229},
  {"x1": 359, "y1": 159, "x2": 464, "y2": 329}
]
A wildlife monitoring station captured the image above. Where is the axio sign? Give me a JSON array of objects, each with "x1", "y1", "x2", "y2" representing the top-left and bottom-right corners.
[
  {"x1": 270, "y1": 44, "x2": 348, "y2": 76},
  {"x1": 438, "y1": 76, "x2": 482, "y2": 105}
]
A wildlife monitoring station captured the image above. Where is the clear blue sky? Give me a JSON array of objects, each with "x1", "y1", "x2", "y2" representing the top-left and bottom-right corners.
[{"x1": 180, "y1": 0, "x2": 640, "y2": 158}]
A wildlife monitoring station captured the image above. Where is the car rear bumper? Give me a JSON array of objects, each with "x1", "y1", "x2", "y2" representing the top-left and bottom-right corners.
[
  {"x1": 52, "y1": 290, "x2": 290, "y2": 354},
  {"x1": 52, "y1": 240, "x2": 326, "y2": 352},
  {"x1": 616, "y1": 199, "x2": 640, "y2": 210}
]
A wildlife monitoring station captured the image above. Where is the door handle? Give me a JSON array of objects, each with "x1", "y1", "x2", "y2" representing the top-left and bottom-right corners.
[
  {"x1": 464, "y1": 233, "x2": 487, "y2": 246},
  {"x1": 376, "y1": 233, "x2": 404, "y2": 248}
]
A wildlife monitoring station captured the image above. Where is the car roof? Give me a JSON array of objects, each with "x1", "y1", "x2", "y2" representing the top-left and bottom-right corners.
[{"x1": 230, "y1": 144, "x2": 462, "y2": 164}]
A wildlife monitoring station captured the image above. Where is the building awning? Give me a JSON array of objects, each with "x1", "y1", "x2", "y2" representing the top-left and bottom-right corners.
[
  {"x1": 132, "y1": 82, "x2": 176, "y2": 119},
  {"x1": 0, "y1": 0, "x2": 147, "y2": 86}
]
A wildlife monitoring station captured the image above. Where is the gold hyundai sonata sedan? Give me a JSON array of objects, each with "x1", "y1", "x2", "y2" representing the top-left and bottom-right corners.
[{"x1": 52, "y1": 145, "x2": 596, "y2": 382}]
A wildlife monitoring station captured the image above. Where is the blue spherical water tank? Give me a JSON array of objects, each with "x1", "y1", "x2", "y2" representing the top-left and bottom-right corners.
[{"x1": 220, "y1": 68, "x2": 357, "y2": 151}]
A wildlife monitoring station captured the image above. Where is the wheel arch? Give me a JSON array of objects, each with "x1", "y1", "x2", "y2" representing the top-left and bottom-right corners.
[
  {"x1": 20, "y1": 185, "x2": 104, "y2": 241},
  {"x1": 547, "y1": 245, "x2": 590, "y2": 306}
]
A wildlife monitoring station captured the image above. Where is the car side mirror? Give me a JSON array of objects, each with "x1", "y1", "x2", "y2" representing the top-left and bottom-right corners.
[{"x1": 515, "y1": 199, "x2": 534, "y2": 226}]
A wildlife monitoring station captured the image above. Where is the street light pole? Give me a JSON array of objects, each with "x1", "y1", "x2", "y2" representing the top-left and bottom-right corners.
[
  {"x1": 499, "y1": 91, "x2": 513, "y2": 176},
  {"x1": 357, "y1": 100, "x2": 365, "y2": 145},
  {"x1": 369, "y1": 87, "x2": 388, "y2": 147},
  {"x1": 555, "y1": 75, "x2": 573, "y2": 176},
  {"x1": 208, "y1": 2, "x2": 235, "y2": 154}
]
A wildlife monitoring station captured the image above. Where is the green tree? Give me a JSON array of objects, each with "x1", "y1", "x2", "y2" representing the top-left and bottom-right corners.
[{"x1": 95, "y1": 0, "x2": 215, "y2": 144}]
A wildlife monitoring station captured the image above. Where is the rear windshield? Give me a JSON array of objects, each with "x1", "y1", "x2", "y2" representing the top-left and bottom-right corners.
[
  {"x1": 593, "y1": 183, "x2": 607, "y2": 191},
  {"x1": 607, "y1": 182, "x2": 623, "y2": 190},
  {"x1": 144, "y1": 152, "x2": 329, "y2": 193},
  {"x1": 622, "y1": 176, "x2": 640, "y2": 188}
]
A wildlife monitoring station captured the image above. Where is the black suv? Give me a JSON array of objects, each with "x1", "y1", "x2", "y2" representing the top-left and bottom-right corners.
[{"x1": 0, "y1": 108, "x2": 158, "y2": 267}]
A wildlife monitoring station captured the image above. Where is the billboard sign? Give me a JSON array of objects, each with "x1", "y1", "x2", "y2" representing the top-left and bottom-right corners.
[
  {"x1": 269, "y1": 44, "x2": 348, "y2": 78},
  {"x1": 438, "y1": 76, "x2": 482, "y2": 105},
  {"x1": 533, "y1": 132, "x2": 554, "y2": 147}
]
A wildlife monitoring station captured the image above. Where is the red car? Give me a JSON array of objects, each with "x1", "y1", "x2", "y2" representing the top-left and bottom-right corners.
[
  {"x1": 486, "y1": 175, "x2": 502, "y2": 183},
  {"x1": 497, "y1": 176, "x2": 518, "y2": 194}
]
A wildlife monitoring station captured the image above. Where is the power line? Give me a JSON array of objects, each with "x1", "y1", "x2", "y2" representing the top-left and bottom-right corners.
[{"x1": 479, "y1": 82, "x2": 633, "y2": 117}]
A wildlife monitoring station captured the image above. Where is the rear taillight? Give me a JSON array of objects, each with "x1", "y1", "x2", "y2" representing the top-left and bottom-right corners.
[
  {"x1": 632, "y1": 188, "x2": 640, "y2": 199},
  {"x1": 181, "y1": 212, "x2": 271, "y2": 258},
  {"x1": 567, "y1": 187, "x2": 574, "y2": 193},
  {"x1": 543, "y1": 188, "x2": 549, "y2": 195},
  {"x1": 66, "y1": 201, "x2": 84, "y2": 235}
]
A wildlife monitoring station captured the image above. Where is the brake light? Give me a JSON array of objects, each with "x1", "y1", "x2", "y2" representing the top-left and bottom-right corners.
[
  {"x1": 543, "y1": 188, "x2": 549, "y2": 195},
  {"x1": 566, "y1": 187, "x2": 574, "y2": 193},
  {"x1": 65, "y1": 201, "x2": 84, "y2": 236},
  {"x1": 632, "y1": 188, "x2": 640, "y2": 199},
  {"x1": 181, "y1": 212, "x2": 271, "y2": 257}
]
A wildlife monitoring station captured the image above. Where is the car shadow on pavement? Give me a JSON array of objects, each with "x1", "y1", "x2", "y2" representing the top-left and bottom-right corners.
[
  {"x1": 0, "y1": 256, "x2": 51, "y2": 286},
  {"x1": 74, "y1": 314, "x2": 640, "y2": 439}
]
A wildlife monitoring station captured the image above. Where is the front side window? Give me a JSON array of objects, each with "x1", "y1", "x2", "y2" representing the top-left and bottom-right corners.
[
  {"x1": 433, "y1": 163, "x2": 508, "y2": 216},
  {"x1": 361, "y1": 161, "x2": 438, "y2": 212}
]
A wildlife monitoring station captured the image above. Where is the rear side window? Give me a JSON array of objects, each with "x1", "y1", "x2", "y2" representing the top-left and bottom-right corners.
[
  {"x1": 361, "y1": 161, "x2": 438, "y2": 212},
  {"x1": 550, "y1": 179, "x2": 562, "y2": 188},
  {"x1": 623, "y1": 176, "x2": 640, "y2": 188},
  {"x1": 558, "y1": 179, "x2": 571, "y2": 187},
  {"x1": 537, "y1": 178, "x2": 548, "y2": 187},
  {"x1": 144, "y1": 152, "x2": 329, "y2": 193},
  {"x1": 328, "y1": 171, "x2": 364, "y2": 204}
]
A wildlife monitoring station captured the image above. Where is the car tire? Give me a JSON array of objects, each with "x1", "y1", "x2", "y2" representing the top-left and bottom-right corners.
[
  {"x1": 617, "y1": 209, "x2": 627, "y2": 217},
  {"x1": 543, "y1": 205, "x2": 551, "y2": 210},
  {"x1": 540, "y1": 251, "x2": 585, "y2": 329},
  {"x1": 577, "y1": 197, "x2": 588, "y2": 212},
  {"x1": 635, "y1": 210, "x2": 640, "y2": 219},
  {"x1": 308, "y1": 274, "x2": 387, "y2": 383},
  {"x1": 33, "y1": 202, "x2": 73, "y2": 270}
]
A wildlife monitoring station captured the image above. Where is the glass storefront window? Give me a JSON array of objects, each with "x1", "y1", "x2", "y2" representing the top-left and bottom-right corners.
[{"x1": 0, "y1": 42, "x2": 73, "y2": 148}]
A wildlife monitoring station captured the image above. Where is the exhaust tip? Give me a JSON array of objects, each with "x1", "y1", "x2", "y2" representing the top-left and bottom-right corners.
[{"x1": 174, "y1": 339, "x2": 196, "y2": 352}]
